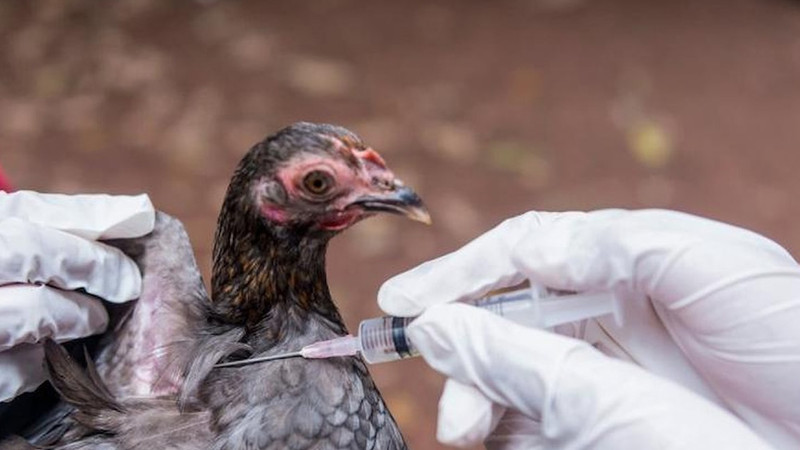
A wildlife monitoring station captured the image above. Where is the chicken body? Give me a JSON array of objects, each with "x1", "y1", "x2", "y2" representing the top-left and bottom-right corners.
[
  {"x1": 10, "y1": 123, "x2": 420, "y2": 449},
  {"x1": 202, "y1": 321, "x2": 399, "y2": 449}
]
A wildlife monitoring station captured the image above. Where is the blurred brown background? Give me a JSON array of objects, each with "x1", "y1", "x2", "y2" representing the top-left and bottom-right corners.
[{"x1": 3, "y1": 0, "x2": 800, "y2": 448}]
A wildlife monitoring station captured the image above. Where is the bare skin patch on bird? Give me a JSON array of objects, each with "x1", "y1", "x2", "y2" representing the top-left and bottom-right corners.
[
  {"x1": 259, "y1": 150, "x2": 404, "y2": 231},
  {"x1": 326, "y1": 135, "x2": 362, "y2": 168},
  {"x1": 260, "y1": 202, "x2": 290, "y2": 224},
  {"x1": 251, "y1": 179, "x2": 291, "y2": 225},
  {"x1": 275, "y1": 156, "x2": 358, "y2": 201},
  {"x1": 324, "y1": 134, "x2": 388, "y2": 174}
]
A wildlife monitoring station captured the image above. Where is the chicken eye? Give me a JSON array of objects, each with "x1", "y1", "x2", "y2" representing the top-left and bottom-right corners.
[{"x1": 302, "y1": 170, "x2": 334, "y2": 196}]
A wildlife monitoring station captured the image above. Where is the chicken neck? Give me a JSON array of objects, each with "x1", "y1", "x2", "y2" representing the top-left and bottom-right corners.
[{"x1": 210, "y1": 191, "x2": 346, "y2": 348}]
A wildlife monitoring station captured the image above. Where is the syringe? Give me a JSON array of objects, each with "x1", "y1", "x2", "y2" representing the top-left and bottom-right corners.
[{"x1": 214, "y1": 286, "x2": 621, "y2": 368}]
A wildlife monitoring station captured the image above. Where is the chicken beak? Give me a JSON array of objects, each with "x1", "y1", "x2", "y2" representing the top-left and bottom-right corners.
[
  {"x1": 347, "y1": 146, "x2": 431, "y2": 224},
  {"x1": 353, "y1": 184, "x2": 432, "y2": 225}
]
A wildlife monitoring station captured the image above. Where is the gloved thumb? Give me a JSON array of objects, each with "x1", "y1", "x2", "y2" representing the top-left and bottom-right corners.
[
  {"x1": 378, "y1": 212, "x2": 585, "y2": 316},
  {"x1": 436, "y1": 379, "x2": 506, "y2": 447}
]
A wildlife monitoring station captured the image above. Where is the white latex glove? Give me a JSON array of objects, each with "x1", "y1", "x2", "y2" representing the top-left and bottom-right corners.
[
  {"x1": 379, "y1": 209, "x2": 800, "y2": 449},
  {"x1": 0, "y1": 190, "x2": 155, "y2": 402}
]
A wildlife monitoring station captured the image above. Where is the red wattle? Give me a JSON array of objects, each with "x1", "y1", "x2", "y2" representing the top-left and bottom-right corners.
[{"x1": 320, "y1": 210, "x2": 360, "y2": 231}]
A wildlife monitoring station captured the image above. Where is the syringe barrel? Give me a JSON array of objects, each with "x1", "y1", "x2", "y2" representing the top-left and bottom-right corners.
[
  {"x1": 357, "y1": 287, "x2": 616, "y2": 364},
  {"x1": 358, "y1": 288, "x2": 539, "y2": 364},
  {"x1": 466, "y1": 288, "x2": 540, "y2": 327},
  {"x1": 358, "y1": 316, "x2": 418, "y2": 364},
  {"x1": 357, "y1": 289, "x2": 538, "y2": 364}
]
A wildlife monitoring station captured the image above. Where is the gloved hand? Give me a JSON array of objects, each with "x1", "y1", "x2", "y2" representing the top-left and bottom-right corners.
[
  {"x1": 0, "y1": 191, "x2": 155, "y2": 402},
  {"x1": 379, "y1": 209, "x2": 800, "y2": 449}
]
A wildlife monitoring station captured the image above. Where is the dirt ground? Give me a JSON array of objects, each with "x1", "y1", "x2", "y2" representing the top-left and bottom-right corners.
[{"x1": 3, "y1": 0, "x2": 800, "y2": 448}]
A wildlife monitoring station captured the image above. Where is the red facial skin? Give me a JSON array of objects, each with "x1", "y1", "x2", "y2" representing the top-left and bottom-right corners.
[
  {"x1": 260, "y1": 203, "x2": 290, "y2": 224},
  {"x1": 316, "y1": 209, "x2": 365, "y2": 231},
  {"x1": 256, "y1": 138, "x2": 398, "y2": 231}
]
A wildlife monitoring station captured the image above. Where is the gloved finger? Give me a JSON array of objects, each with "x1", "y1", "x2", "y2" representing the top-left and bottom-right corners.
[
  {"x1": 0, "y1": 191, "x2": 155, "y2": 240},
  {"x1": 0, "y1": 343, "x2": 46, "y2": 402},
  {"x1": 378, "y1": 211, "x2": 587, "y2": 316},
  {"x1": 408, "y1": 303, "x2": 583, "y2": 419},
  {"x1": 485, "y1": 410, "x2": 543, "y2": 450},
  {"x1": 437, "y1": 379, "x2": 542, "y2": 449},
  {"x1": 409, "y1": 303, "x2": 772, "y2": 449},
  {"x1": 0, "y1": 284, "x2": 109, "y2": 351},
  {"x1": 0, "y1": 218, "x2": 142, "y2": 302},
  {"x1": 509, "y1": 208, "x2": 796, "y2": 296},
  {"x1": 436, "y1": 379, "x2": 506, "y2": 447}
]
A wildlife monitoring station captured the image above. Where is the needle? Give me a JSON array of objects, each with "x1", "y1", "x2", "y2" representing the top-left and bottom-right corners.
[{"x1": 214, "y1": 350, "x2": 304, "y2": 368}]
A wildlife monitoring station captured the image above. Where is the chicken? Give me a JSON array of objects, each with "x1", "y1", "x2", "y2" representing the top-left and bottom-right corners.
[{"x1": 11, "y1": 122, "x2": 427, "y2": 449}]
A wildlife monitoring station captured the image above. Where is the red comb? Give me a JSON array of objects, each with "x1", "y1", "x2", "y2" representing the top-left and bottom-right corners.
[{"x1": 358, "y1": 148, "x2": 387, "y2": 168}]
